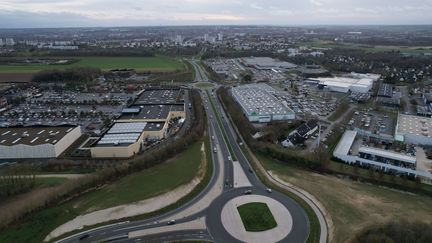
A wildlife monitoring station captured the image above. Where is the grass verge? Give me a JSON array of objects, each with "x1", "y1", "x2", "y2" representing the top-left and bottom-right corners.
[
  {"x1": 51, "y1": 134, "x2": 214, "y2": 242},
  {"x1": 35, "y1": 177, "x2": 68, "y2": 188},
  {"x1": 237, "y1": 202, "x2": 277, "y2": 232}
]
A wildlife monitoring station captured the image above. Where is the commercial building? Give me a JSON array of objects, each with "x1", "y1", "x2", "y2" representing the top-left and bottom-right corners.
[
  {"x1": 90, "y1": 122, "x2": 168, "y2": 158},
  {"x1": 313, "y1": 73, "x2": 380, "y2": 93},
  {"x1": 395, "y1": 114, "x2": 432, "y2": 145},
  {"x1": 91, "y1": 87, "x2": 186, "y2": 158},
  {"x1": 232, "y1": 84, "x2": 295, "y2": 123},
  {"x1": 377, "y1": 83, "x2": 393, "y2": 98},
  {"x1": 333, "y1": 130, "x2": 432, "y2": 180},
  {"x1": 0, "y1": 125, "x2": 82, "y2": 159},
  {"x1": 134, "y1": 88, "x2": 183, "y2": 105},
  {"x1": 240, "y1": 57, "x2": 297, "y2": 71},
  {"x1": 119, "y1": 104, "x2": 185, "y2": 123}
]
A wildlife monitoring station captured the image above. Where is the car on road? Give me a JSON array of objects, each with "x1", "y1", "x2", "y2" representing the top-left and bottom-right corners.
[
  {"x1": 244, "y1": 189, "x2": 252, "y2": 195},
  {"x1": 227, "y1": 155, "x2": 231, "y2": 161},
  {"x1": 211, "y1": 135, "x2": 215, "y2": 140},
  {"x1": 266, "y1": 188, "x2": 272, "y2": 193},
  {"x1": 213, "y1": 147, "x2": 217, "y2": 153},
  {"x1": 78, "y1": 234, "x2": 90, "y2": 241},
  {"x1": 167, "y1": 220, "x2": 176, "y2": 225}
]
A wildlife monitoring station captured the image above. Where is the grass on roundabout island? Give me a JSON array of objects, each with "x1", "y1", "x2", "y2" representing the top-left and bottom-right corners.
[{"x1": 237, "y1": 202, "x2": 277, "y2": 232}]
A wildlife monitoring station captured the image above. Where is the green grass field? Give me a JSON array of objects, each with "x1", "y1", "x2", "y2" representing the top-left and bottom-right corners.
[
  {"x1": 75, "y1": 141, "x2": 203, "y2": 211},
  {"x1": 35, "y1": 177, "x2": 68, "y2": 188},
  {"x1": 0, "y1": 56, "x2": 185, "y2": 73},
  {"x1": 0, "y1": 140, "x2": 203, "y2": 243},
  {"x1": 237, "y1": 202, "x2": 277, "y2": 232},
  {"x1": 257, "y1": 154, "x2": 432, "y2": 243},
  {"x1": 302, "y1": 41, "x2": 432, "y2": 54}
]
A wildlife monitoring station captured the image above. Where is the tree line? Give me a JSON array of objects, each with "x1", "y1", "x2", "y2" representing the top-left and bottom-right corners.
[
  {"x1": 0, "y1": 165, "x2": 36, "y2": 198},
  {"x1": 32, "y1": 67, "x2": 101, "y2": 83}
]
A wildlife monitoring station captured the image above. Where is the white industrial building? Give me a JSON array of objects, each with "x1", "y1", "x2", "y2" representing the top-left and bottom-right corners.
[
  {"x1": 395, "y1": 114, "x2": 432, "y2": 145},
  {"x1": 333, "y1": 130, "x2": 432, "y2": 180},
  {"x1": 0, "y1": 126, "x2": 82, "y2": 159},
  {"x1": 314, "y1": 73, "x2": 380, "y2": 93},
  {"x1": 232, "y1": 84, "x2": 295, "y2": 123},
  {"x1": 241, "y1": 57, "x2": 297, "y2": 71}
]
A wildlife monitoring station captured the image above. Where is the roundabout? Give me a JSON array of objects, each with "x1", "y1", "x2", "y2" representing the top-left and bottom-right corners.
[
  {"x1": 206, "y1": 187, "x2": 309, "y2": 243},
  {"x1": 220, "y1": 194, "x2": 293, "y2": 243}
]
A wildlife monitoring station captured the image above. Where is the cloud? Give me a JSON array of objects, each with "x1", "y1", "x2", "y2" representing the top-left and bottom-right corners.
[{"x1": 0, "y1": 0, "x2": 431, "y2": 28}]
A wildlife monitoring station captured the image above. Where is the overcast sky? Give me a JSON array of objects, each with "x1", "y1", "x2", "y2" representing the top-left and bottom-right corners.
[{"x1": 0, "y1": 0, "x2": 431, "y2": 28}]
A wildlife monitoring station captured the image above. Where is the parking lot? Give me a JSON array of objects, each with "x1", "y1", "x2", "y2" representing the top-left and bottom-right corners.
[
  {"x1": 273, "y1": 82, "x2": 338, "y2": 120},
  {"x1": 0, "y1": 87, "x2": 137, "y2": 133}
]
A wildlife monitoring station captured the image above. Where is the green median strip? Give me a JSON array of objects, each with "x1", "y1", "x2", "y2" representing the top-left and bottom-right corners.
[{"x1": 206, "y1": 90, "x2": 237, "y2": 161}]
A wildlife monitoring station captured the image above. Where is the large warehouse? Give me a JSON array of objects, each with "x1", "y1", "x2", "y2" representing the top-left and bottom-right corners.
[
  {"x1": 232, "y1": 84, "x2": 295, "y2": 123},
  {"x1": 91, "y1": 122, "x2": 168, "y2": 158},
  {"x1": 395, "y1": 113, "x2": 432, "y2": 145},
  {"x1": 0, "y1": 125, "x2": 82, "y2": 159},
  {"x1": 240, "y1": 57, "x2": 297, "y2": 71},
  {"x1": 314, "y1": 73, "x2": 380, "y2": 93}
]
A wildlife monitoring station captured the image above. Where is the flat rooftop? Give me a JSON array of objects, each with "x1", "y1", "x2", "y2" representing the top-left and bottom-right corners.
[
  {"x1": 232, "y1": 84, "x2": 294, "y2": 116},
  {"x1": 334, "y1": 130, "x2": 357, "y2": 157},
  {"x1": 134, "y1": 88, "x2": 182, "y2": 105},
  {"x1": 378, "y1": 83, "x2": 393, "y2": 97},
  {"x1": 359, "y1": 146, "x2": 416, "y2": 164},
  {"x1": 241, "y1": 57, "x2": 297, "y2": 69},
  {"x1": 95, "y1": 122, "x2": 146, "y2": 147},
  {"x1": 144, "y1": 122, "x2": 165, "y2": 131},
  {"x1": 0, "y1": 126, "x2": 78, "y2": 146},
  {"x1": 396, "y1": 114, "x2": 432, "y2": 138},
  {"x1": 120, "y1": 105, "x2": 172, "y2": 120}
]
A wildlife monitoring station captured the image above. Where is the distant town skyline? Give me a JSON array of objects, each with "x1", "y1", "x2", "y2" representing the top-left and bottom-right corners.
[{"x1": 0, "y1": 0, "x2": 432, "y2": 28}]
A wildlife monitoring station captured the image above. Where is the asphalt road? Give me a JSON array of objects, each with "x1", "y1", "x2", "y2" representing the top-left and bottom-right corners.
[{"x1": 56, "y1": 63, "x2": 311, "y2": 243}]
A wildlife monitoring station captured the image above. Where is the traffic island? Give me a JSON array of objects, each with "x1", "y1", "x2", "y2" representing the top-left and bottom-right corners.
[
  {"x1": 220, "y1": 194, "x2": 293, "y2": 243},
  {"x1": 237, "y1": 202, "x2": 277, "y2": 232}
]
